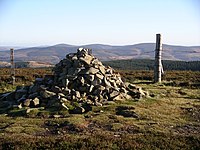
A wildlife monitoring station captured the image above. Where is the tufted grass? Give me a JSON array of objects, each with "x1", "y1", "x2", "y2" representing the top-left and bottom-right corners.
[{"x1": 0, "y1": 69, "x2": 200, "y2": 149}]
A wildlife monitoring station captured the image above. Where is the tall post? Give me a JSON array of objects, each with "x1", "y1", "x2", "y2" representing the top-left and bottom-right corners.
[
  {"x1": 154, "y1": 34, "x2": 162, "y2": 83},
  {"x1": 10, "y1": 48, "x2": 15, "y2": 85}
]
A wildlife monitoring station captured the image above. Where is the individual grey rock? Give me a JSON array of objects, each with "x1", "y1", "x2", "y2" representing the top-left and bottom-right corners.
[
  {"x1": 35, "y1": 78, "x2": 43, "y2": 83},
  {"x1": 95, "y1": 102, "x2": 103, "y2": 106},
  {"x1": 59, "y1": 72, "x2": 67, "y2": 77},
  {"x1": 51, "y1": 86, "x2": 62, "y2": 93},
  {"x1": 91, "y1": 78, "x2": 102, "y2": 86},
  {"x1": 98, "y1": 95, "x2": 104, "y2": 101},
  {"x1": 72, "y1": 55, "x2": 78, "y2": 61},
  {"x1": 79, "y1": 86, "x2": 88, "y2": 92},
  {"x1": 77, "y1": 47, "x2": 84, "y2": 52},
  {"x1": 144, "y1": 91, "x2": 149, "y2": 97},
  {"x1": 137, "y1": 87, "x2": 149, "y2": 97},
  {"x1": 127, "y1": 89, "x2": 136, "y2": 96},
  {"x1": 58, "y1": 75, "x2": 65, "y2": 83},
  {"x1": 18, "y1": 103, "x2": 23, "y2": 109},
  {"x1": 0, "y1": 92, "x2": 15, "y2": 102},
  {"x1": 15, "y1": 89, "x2": 27, "y2": 100},
  {"x1": 53, "y1": 115, "x2": 62, "y2": 118},
  {"x1": 28, "y1": 92, "x2": 38, "y2": 99},
  {"x1": 61, "y1": 103, "x2": 69, "y2": 110},
  {"x1": 116, "y1": 79, "x2": 122, "y2": 85},
  {"x1": 82, "y1": 92, "x2": 87, "y2": 97},
  {"x1": 79, "y1": 55, "x2": 93, "y2": 65},
  {"x1": 87, "y1": 74, "x2": 95, "y2": 82},
  {"x1": 93, "y1": 88, "x2": 102, "y2": 96},
  {"x1": 62, "y1": 58, "x2": 72, "y2": 66},
  {"x1": 0, "y1": 93, "x2": 11, "y2": 101},
  {"x1": 123, "y1": 93, "x2": 132, "y2": 100},
  {"x1": 12, "y1": 103, "x2": 22, "y2": 109},
  {"x1": 95, "y1": 85, "x2": 106, "y2": 91},
  {"x1": 23, "y1": 99, "x2": 31, "y2": 107},
  {"x1": 106, "y1": 67, "x2": 113, "y2": 74},
  {"x1": 120, "y1": 87, "x2": 127, "y2": 93},
  {"x1": 104, "y1": 77, "x2": 112, "y2": 87},
  {"x1": 110, "y1": 91, "x2": 119, "y2": 99},
  {"x1": 62, "y1": 87, "x2": 71, "y2": 95},
  {"x1": 80, "y1": 67, "x2": 99, "y2": 75},
  {"x1": 102, "y1": 101, "x2": 116, "y2": 105},
  {"x1": 40, "y1": 90, "x2": 56, "y2": 99},
  {"x1": 17, "y1": 95, "x2": 26, "y2": 103},
  {"x1": 79, "y1": 76, "x2": 85, "y2": 85},
  {"x1": 58, "y1": 93, "x2": 66, "y2": 98},
  {"x1": 31, "y1": 97, "x2": 40, "y2": 107},
  {"x1": 112, "y1": 94, "x2": 124, "y2": 101},
  {"x1": 68, "y1": 67, "x2": 76, "y2": 75},
  {"x1": 70, "y1": 106, "x2": 85, "y2": 114},
  {"x1": 96, "y1": 73, "x2": 104, "y2": 80},
  {"x1": 110, "y1": 80, "x2": 118, "y2": 89},
  {"x1": 29, "y1": 85, "x2": 39, "y2": 94},
  {"x1": 85, "y1": 99, "x2": 94, "y2": 105},
  {"x1": 93, "y1": 96, "x2": 99, "y2": 101},
  {"x1": 75, "y1": 91, "x2": 81, "y2": 98},
  {"x1": 89, "y1": 85, "x2": 94, "y2": 93},
  {"x1": 45, "y1": 76, "x2": 53, "y2": 84},
  {"x1": 60, "y1": 97, "x2": 68, "y2": 103},
  {"x1": 126, "y1": 83, "x2": 137, "y2": 89},
  {"x1": 26, "y1": 108, "x2": 41, "y2": 114},
  {"x1": 73, "y1": 60, "x2": 80, "y2": 68},
  {"x1": 99, "y1": 66, "x2": 106, "y2": 75},
  {"x1": 0, "y1": 101, "x2": 11, "y2": 108},
  {"x1": 25, "y1": 108, "x2": 32, "y2": 114},
  {"x1": 39, "y1": 85, "x2": 47, "y2": 91},
  {"x1": 93, "y1": 64, "x2": 99, "y2": 69},
  {"x1": 71, "y1": 95, "x2": 76, "y2": 100}
]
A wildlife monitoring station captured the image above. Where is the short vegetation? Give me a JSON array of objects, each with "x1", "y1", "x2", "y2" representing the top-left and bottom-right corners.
[
  {"x1": 103, "y1": 59, "x2": 200, "y2": 71},
  {"x1": 0, "y1": 62, "x2": 200, "y2": 149}
]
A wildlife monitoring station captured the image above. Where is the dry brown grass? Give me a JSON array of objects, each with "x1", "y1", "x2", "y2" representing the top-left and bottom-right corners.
[{"x1": 0, "y1": 69, "x2": 200, "y2": 149}]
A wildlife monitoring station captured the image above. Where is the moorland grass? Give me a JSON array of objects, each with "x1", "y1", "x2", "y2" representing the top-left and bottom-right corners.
[{"x1": 0, "y1": 68, "x2": 199, "y2": 149}]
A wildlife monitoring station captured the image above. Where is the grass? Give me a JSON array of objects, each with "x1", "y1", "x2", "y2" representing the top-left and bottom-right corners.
[{"x1": 0, "y1": 68, "x2": 200, "y2": 149}]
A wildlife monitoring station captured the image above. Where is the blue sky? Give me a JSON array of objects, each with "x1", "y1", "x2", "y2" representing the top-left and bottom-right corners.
[{"x1": 0, "y1": 0, "x2": 199, "y2": 46}]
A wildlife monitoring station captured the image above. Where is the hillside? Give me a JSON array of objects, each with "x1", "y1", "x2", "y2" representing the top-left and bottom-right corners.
[
  {"x1": 0, "y1": 61, "x2": 54, "y2": 68},
  {"x1": 103, "y1": 59, "x2": 200, "y2": 71},
  {"x1": 0, "y1": 43, "x2": 200, "y2": 64}
]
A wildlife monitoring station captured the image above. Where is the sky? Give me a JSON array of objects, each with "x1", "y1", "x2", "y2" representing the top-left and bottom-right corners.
[{"x1": 0, "y1": 0, "x2": 200, "y2": 46}]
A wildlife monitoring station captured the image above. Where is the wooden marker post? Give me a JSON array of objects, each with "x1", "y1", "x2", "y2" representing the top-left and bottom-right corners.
[
  {"x1": 154, "y1": 34, "x2": 163, "y2": 83},
  {"x1": 10, "y1": 48, "x2": 15, "y2": 85}
]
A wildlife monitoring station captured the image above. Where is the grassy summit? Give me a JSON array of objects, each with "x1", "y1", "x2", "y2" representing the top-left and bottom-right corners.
[{"x1": 0, "y1": 67, "x2": 200, "y2": 149}]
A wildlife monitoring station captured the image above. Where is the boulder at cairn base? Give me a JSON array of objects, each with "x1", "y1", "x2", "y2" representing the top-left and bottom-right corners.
[{"x1": 0, "y1": 48, "x2": 148, "y2": 113}]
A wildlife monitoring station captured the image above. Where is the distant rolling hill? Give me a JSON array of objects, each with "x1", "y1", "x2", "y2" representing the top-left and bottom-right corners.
[{"x1": 0, "y1": 43, "x2": 200, "y2": 65}]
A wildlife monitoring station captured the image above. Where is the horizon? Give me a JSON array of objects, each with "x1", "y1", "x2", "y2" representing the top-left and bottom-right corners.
[
  {"x1": 1, "y1": 42, "x2": 200, "y2": 49},
  {"x1": 0, "y1": 42, "x2": 200, "y2": 48},
  {"x1": 0, "y1": 0, "x2": 200, "y2": 47}
]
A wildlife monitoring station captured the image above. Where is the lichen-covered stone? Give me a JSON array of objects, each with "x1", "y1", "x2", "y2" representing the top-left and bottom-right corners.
[{"x1": 1, "y1": 47, "x2": 148, "y2": 113}]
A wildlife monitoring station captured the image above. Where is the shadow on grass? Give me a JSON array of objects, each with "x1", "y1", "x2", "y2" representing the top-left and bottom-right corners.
[{"x1": 133, "y1": 81, "x2": 154, "y2": 84}]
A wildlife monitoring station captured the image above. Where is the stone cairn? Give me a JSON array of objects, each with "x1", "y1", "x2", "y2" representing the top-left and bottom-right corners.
[{"x1": 0, "y1": 48, "x2": 148, "y2": 114}]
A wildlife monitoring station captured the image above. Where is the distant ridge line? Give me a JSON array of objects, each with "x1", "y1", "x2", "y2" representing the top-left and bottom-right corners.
[{"x1": 0, "y1": 43, "x2": 199, "y2": 64}]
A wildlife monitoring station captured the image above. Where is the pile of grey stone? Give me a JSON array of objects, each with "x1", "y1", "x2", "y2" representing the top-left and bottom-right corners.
[{"x1": 0, "y1": 48, "x2": 148, "y2": 113}]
